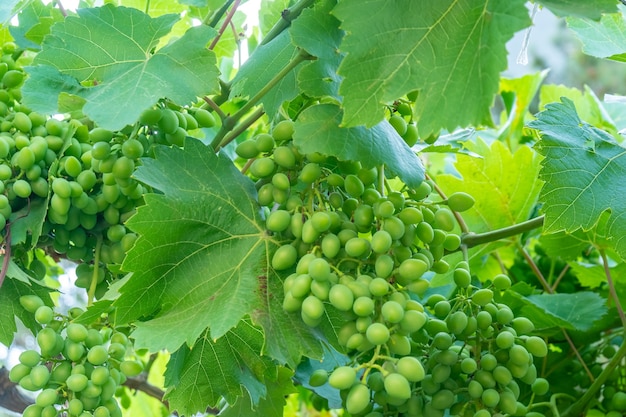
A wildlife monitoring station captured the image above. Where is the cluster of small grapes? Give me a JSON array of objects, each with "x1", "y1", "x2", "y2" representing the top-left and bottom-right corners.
[
  {"x1": 9, "y1": 295, "x2": 143, "y2": 417},
  {"x1": 234, "y1": 118, "x2": 553, "y2": 416}
]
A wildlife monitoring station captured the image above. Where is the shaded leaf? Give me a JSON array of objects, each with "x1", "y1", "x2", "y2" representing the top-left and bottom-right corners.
[
  {"x1": 8, "y1": 0, "x2": 62, "y2": 49},
  {"x1": 293, "y1": 103, "x2": 424, "y2": 188},
  {"x1": 333, "y1": 0, "x2": 530, "y2": 136},
  {"x1": 0, "y1": 0, "x2": 29, "y2": 26},
  {"x1": 538, "y1": 231, "x2": 591, "y2": 261},
  {"x1": 0, "y1": 278, "x2": 52, "y2": 346},
  {"x1": 116, "y1": 140, "x2": 268, "y2": 351},
  {"x1": 221, "y1": 367, "x2": 296, "y2": 417},
  {"x1": 24, "y1": 5, "x2": 219, "y2": 130},
  {"x1": 529, "y1": 98, "x2": 626, "y2": 260},
  {"x1": 164, "y1": 320, "x2": 276, "y2": 414},
  {"x1": 569, "y1": 261, "x2": 626, "y2": 289}
]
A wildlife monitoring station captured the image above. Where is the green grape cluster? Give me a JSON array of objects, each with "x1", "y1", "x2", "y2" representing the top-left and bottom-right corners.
[
  {"x1": 9, "y1": 295, "x2": 143, "y2": 417},
  {"x1": 233, "y1": 119, "x2": 553, "y2": 416}
]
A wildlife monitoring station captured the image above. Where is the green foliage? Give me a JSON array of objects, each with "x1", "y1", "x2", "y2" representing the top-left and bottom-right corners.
[{"x1": 1, "y1": 1, "x2": 626, "y2": 417}]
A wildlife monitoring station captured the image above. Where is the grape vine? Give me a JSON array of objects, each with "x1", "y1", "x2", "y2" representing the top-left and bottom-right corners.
[{"x1": 0, "y1": 1, "x2": 625, "y2": 417}]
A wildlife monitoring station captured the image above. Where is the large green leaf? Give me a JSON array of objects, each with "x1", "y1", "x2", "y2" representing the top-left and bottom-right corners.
[
  {"x1": 332, "y1": 0, "x2": 530, "y2": 136},
  {"x1": 568, "y1": 9, "x2": 626, "y2": 61},
  {"x1": 115, "y1": 139, "x2": 268, "y2": 351},
  {"x1": 164, "y1": 320, "x2": 277, "y2": 414},
  {"x1": 0, "y1": 278, "x2": 52, "y2": 346},
  {"x1": 23, "y1": 5, "x2": 219, "y2": 130},
  {"x1": 538, "y1": 0, "x2": 618, "y2": 20},
  {"x1": 437, "y1": 139, "x2": 543, "y2": 233},
  {"x1": 500, "y1": 285, "x2": 607, "y2": 332},
  {"x1": 220, "y1": 367, "x2": 296, "y2": 417},
  {"x1": 290, "y1": 0, "x2": 344, "y2": 99},
  {"x1": 231, "y1": 30, "x2": 304, "y2": 118},
  {"x1": 293, "y1": 104, "x2": 424, "y2": 188},
  {"x1": 529, "y1": 98, "x2": 626, "y2": 260}
]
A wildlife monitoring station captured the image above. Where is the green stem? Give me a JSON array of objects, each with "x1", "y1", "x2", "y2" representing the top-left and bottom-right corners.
[
  {"x1": 87, "y1": 237, "x2": 103, "y2": 307},
  {"x1": 377, "y1": 165, "x2": 385, "y2": 196},
  {"x1": 144, "y1": 0, "x2": 151, "y2": 14},
  {"x1": 600, "y1": 249, "x2": 626, "y2": 328},
  {"x1": 562, "y1": 339, "x2": 626, "y2": 417},
  {"x1": 461, "y1": 215, "x2": 544, "y2": 248},
  {"x1": 216, "y1": 107, "x2": 265, "y2": 150},
  {"x1": 261, "y1": 0, "x2": 316, "y2": 45},
  {"x1": 205, "y1": 0, "x2": 236, "y2": 27}
]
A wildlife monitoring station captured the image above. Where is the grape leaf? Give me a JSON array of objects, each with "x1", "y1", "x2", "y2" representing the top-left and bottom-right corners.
[
  {"x1": 500, "y1": 287, "x2": 607, "y2": 332},
  {"x1": 23, "y1": 5, "x2": 219, "y2": 130},
  {"x1": 115, "y1": 139, "x2": 269, "y2": 351},
  {"x1": 8, "y1": 198, "x2": 47, "y2": 249},
  {"x1": 0, "y1": 0, "x2": 28, "y2": 26},
  {"x1": 437, "y1": 139, "x2": 543, "y2": 233},
  {"x1": 569, "y1": 261, "x2": 626, "y2": 289},
  {"x1": 568, "y1": 10, "x2": 626, "y2": 61},
  {"x1": 539, "y1": 84, "x2": 618, "y2": 134},
  {"x1": 538, "y1": 0, "x2": 618, "y2": 20},
  {"x1": 8, "y1": 0, "x2": 63, "y2": 49},
  {"x1": 230, "y1": 30, "x2": 305, "y2": 118},
  {"x1": 164, "y1": 320, "x2": 276, "y2": 414},
  {"x1": 220, "y1": 367, "x2": 296, "y2": 417},
  {"x1": 250, "y1": 268, "x2": 326, "y2": 369},
  {"x1": 538, "y1": 231, "x2": 591, "y2": 261},
  {"x1": 498, "y1": 71, "x2": 549, "y2": 145},
  {"x1": 293, "y1": 104, "x2": 424, "y2": 188},
  {"x1": 0, "y1": 278, "x2": 52, "y2": 346},
  {"x1": 529, "y1": 98, "x2": 626, "y2": 260},
  {"x1": 290, "y1": 0, "x2": 344, "y2": 99},
  {"x1": 332, "y1": 0, "x2": 530, "y2": 136}
]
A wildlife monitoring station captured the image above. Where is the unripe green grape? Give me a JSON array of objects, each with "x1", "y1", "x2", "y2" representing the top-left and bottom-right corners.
[
  {"x1": 64, "y1": 341, "x2": 86, "y2": 362},
  {"x1": 13, "y1": 179, "x2": 31, "y2": 198},
  {"x1": 525, "y1": 336, "x2": 548, "y2": 357},
  {"x1": 250, "y1": 157, "x2": 275, "y2": 178},
  {"x1": 496, "y1": 307, "x2": 514, "y2": 325},
  {"x1": 112, "y1": 156, "x2": 134, "y2": 179},
  {"x1": 402, "y1": 123, "x2": 418, "y2": 147},
  {"x1": 432, "y1": 332, "x2": 453, "y2": 350},
  {"x1": 381, "y1": 301, "x2": 404, "y2": 323},
  {"x1": 120, "y1": 360, "x2": 143, "y2": 377},
  {"x1": 271, "y1": 120, "x2": 294, "y2": 142},
  {"x1": 251, "y1": 133, "x2": 273, "y2": 153},
  {"x1": 415, "y1": 221, "x2": 434, "y2": 244},
  {"x1": 344, "y1": 174, "x2": 364, "y2": 198},
  {"x1": 397, "y1": 258, "x2": 428, "y2": 285},
  {"x1": 446, "y1": 311, "x2": 468, "y2": 335},
  {"x1": 374, "y1": 254, "x2": 394, "y2": 278},
  {"x1": 290, "y1": 274, "x2": 312, "y2": 298},
  {"x1": 193, "y1": 108, "x2": 215, "y2": 128},
  {"x1": 271, "y1": 173, "x2": 290, "y2": 191},
  {"x1": 381, "y1": 216, "x2": 405, "y2": 240},
  {"x1": 308, "y1": 258, "x2": 330, "y2": 281},
  {"x1": 272, "y1": 245, "x2": 297, "y2": 270},
  {"x1": 257, "y1": 183, "x2": 273, "y2": 206},
  {"x1": 34, "y1": 306, "x2": 54, "y2": 324},
  {"x1": 431, "y1": 389, "x2": 454, "y2": 410},
  {"x1": 235, "y1": 140, "x2": 259, "y2": 159},
  {"x1": 308, "y1": 369, "x2": 328, "y2": 387},
  {"x1": 368, "y1": 277, "x2": 389, "y2": 297},
  {"x1": 508, "y1": 344, "x2": 530, "y2": 366},
  {"x1": 400, "y1": 309, "x2": 426, "y2": 333},
  {"x1": 389, "y1": 114, "x2": 407, "y2": 136},
  {"x1": 157, "y1": 109, "x2": 179, "y2": 134},
  {"x1": 299, "y1": 163, "x2": 321, "y2": 183},
  {"x1": 353, "y1": 204, "x2": 374, "y2": 228},
  {"x1": 68, "y1": 398, "x2": 84, "y2": 416},
  {"x1": 328, "y1": 284, "x2": 353, "y2": 311},
  {"x1": 16, "y1": 147, "x2": 35, "y2": 170},
  {"x1": 273, "y1": 146, "x2": 296, "y2": 169},
  {"x1": 366, "y1": 322, "x2": 390, "y2": 345},
  {"x1": 346, "y1": 383, "x2": 371, "y2": 415},
  {"x1": 87, "y1": 345, "x2": 108, "y2": 365},
  {"x1": 329, "y1": 366, "x2": 356, "y2": 390},
  {"x1": 433, "y1": 208, "x2": 455, "y2": 232},
  {"x1": 531, "y1": 377, "x2": 549, "y2": 396},
  {"x1": 472, "y1": 288, "x2": 493, "y2": 306},
  {"x1": 19, "y1": 350, "x2": 41, "y2": 368},
  {"x1": 447, "y1": 192, "x2": 475, "y2": 212},
  {"x1": 22, "y1": 405, "x2": 43, "y2": 417},
  {"x1": 345, "y1": 237, "x2": 371, "y2": 258},
  {"x1": 266, "y1": 210, "x2": 291, "y2": 232},
  {"x1": 384, "y1": 373, "x2": 411, "y2": 400},
  {"x1": 493, "y1": 274, "x2": 511, "y2": 291},
  {"x1": 310, "y1": 212, "x2": 331, "y2": 232},
  {"x1": 481, "y1": 388, "x2": 500, "y2": 408},
  {"x1": 321, "y1": 233, "x2": 341, "y2": 258},
  {"x1": 301, "y1": 295, "x2": 325, "y2": 321},
  {"x1": 301, "y1": 220, "x2": 320, "y2": 244},
  {"x1": 29, "y1": 364, "x2": 50, "y2": 389},
  {"x1": 493, "y1": 365, "x2": 513, "y2": 385},
  {"x1": 371, "y1": 230, "x2": 392, "y2": 254},
  {"x1": 37, "y1": 327, "x2": 57, "y2": 353},
  {"x1": 353, "y1": 296, "x2": 375, "y2": 317},
  {"x1": 496, "y1": 331, "x2": 515, "y2": 349},
  {"x1": 396, "y1": 356, "x2": 425, "y2": 382},
  {"x1": 35, "y1": 388, "x2": 58, "y2": 408}
]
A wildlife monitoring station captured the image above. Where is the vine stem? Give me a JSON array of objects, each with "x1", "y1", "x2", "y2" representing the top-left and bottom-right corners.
[
  {"x1": 562, "y1": 339, "x2": 626, "y2": 417},
  {"x1": 54, "y1": 0, "x2": 67, "y2": 17},
  {"x1": 202, "y1": 96, "x2": 227, "y2": 121},
  {"x1": 600, "y1": 249, "x2": 626, "y2": 328},
  {"x1": 87, "y1": 237, "x2": 103, "y2": 307},
  {"x1": 217, "y1": 107, "x2": 265, "y2": 150},
  {"x1": 261, "y1": 0, "x2": 316, "y2": 45},
  {"x1": 205, "y1": 0, "x2": 236, "y2": 27},
  {"x1": 461, "y1": 215, "x2": 545, "y2": 248},
  {"x1": 210, "y1": 50, "x2": 312, "y2": 149},
  {"x1": 209, "y1": 0, "x2": 241, "y2": 50}
]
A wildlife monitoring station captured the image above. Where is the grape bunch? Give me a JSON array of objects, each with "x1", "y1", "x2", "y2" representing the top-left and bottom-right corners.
[
  {"x1": 232, "y1": 119, "x2": 552, "y2": 416},
  {"x1": 9, "y1": 295, "x2": 143, "y2": 417}
]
